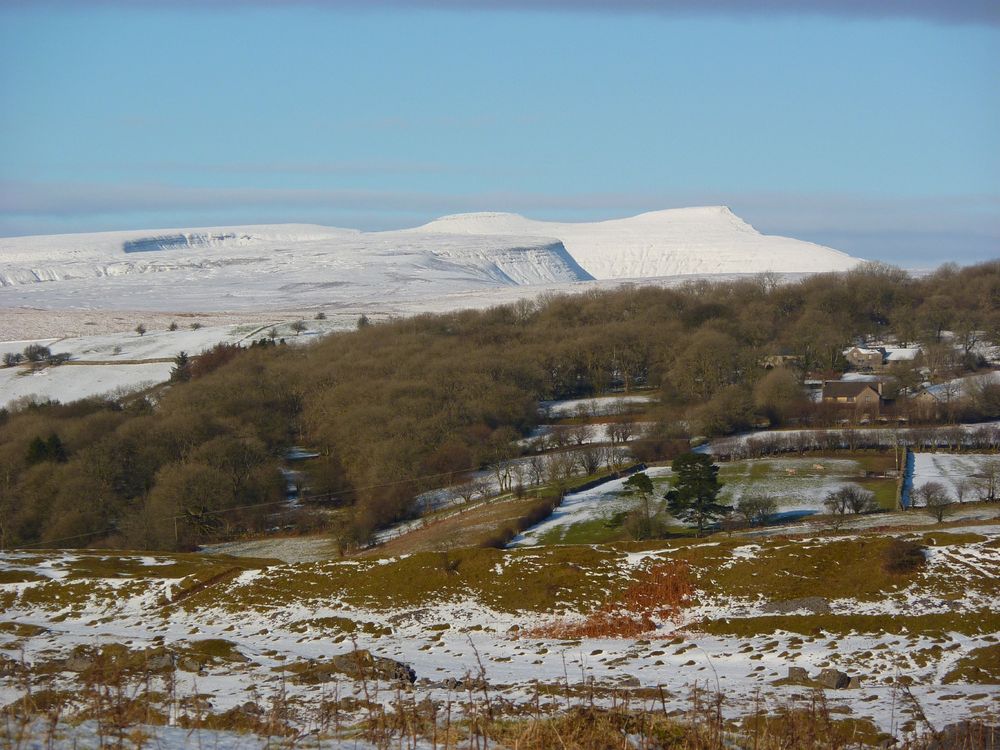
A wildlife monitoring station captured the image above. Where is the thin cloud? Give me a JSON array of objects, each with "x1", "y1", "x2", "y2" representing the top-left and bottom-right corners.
[
  {"x1": 1, "y1": 180, "x2": 997, "y2": 264},
  {"x1": 122, "y1": 161, "x2": 459, "y2": 177},
  {"x1": 2, "y1": 179, "x2": 998, "y2": 236},
  {"x1": 0, "y1": 0, "x2": 997, "y2": 26}
]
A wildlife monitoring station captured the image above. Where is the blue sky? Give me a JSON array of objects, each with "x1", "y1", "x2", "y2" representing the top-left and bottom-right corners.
[{"x1": 0, "y1": 2, "x2": 997, "y2": 265}]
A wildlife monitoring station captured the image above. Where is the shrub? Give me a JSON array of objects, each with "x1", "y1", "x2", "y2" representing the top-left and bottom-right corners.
[
  {"x1": 527, "y1": 561, "x2": 693, "y2": 638},
  {"x1": 882, "y1": 539, "x2": 926, "y2": 575},
  {"x1": 23, "y1": 343, "x2": 51, "y2": 362}
]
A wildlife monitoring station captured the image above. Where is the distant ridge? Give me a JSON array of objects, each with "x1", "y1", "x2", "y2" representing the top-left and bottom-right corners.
[
  {"x1": 410, "y1": 206, "x2": 862, "y2": 279},
  {"x1": 0, "y1": 208, "x2": 862, "y2": 312}
]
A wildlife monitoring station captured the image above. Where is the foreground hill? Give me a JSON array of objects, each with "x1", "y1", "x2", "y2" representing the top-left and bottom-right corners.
[
  {"x1": 1, "y1": 523, "x2": 996, "y2": 746},
  {"x1": 412, "y1": 206, "x2": 862, "y2": 279}
]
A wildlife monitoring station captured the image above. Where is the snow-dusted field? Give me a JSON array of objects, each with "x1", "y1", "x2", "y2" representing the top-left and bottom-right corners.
[
  {"x1": 511, "y1": 458, "x2": 885, "y2": 545},
  {"x1": 717, "y1": 457, "x2": 876, "y2": 516},
  {"x1": 0, "y1": 320, "x2": 323, "y2": 408},
  {"x1": 0, "y1": 361, "x2": 173, "y2": 407},
  {"x1": 0, "y1": 316, "x2": 357, "y2": 407},
  {"x1": 2, "y1": 525, "x2": 997, "y2": 741},
  {"x1": 538, "y1": 393, "x2": 656, "y2": 418},
  {"x1": 508, "y1": 467, "x2": 672, "y2": 546},
  {"x1": 912, "y1": 452, "x2": 1000, "y2": 500}
]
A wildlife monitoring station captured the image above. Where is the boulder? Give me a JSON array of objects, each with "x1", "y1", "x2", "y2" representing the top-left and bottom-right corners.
[
  {"x1": 0, "y1": 654, "x2": 23, "y2": 677},
  {"x1": 177, "y1": 655, "x2": 203, "y2": 673},
  {"x1": 141, "y1": 648, "x2": 174, "y2": 672},
  {"x1": 815, "y1": 669, "x2": 850, "y2": 689},
  {"x1": 63, "y1": 653, "x2": 95, "y2": 673},
  {"x1": 328, "y1": 649, "x2": 416, "y2": 684},
  {"x1": 786, "y1": 666, "x2": 810, "y2": 684},
  {"x1": 439, "y1": 676, "x2": 487, "y2": 691},
  {"x1": 847, "y1": 675, "x2": 862, "y2": 689}
]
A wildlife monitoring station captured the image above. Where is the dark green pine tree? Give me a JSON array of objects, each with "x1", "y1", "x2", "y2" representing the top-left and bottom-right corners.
[
  {"x1": 170, "y1": 351, "x2": 192, "y2": 382},
  {"x1": 45, "y1": 433, "x2": 67, "y2": 463},
  {"x1": 664, "y1": 452, "x2": 730, "y2": 536},
  {"x1": 26, "y1": 433, "x2": 67, "y2": 465},
  {"x1": 25, "y1": 436, "x2": 48, "y2": 465}
]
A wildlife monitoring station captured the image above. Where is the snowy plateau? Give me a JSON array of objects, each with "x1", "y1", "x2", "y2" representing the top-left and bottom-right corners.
[{"x1": 0, "y1": 207, "x2": 861, "y2": 313}]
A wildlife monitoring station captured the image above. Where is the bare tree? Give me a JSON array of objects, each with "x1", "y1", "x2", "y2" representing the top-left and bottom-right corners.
[
  {"x1": 509, "y1": 461, "x2": 527, "y2": 492},
  {"x1": 491, "y1": 459, "x2": 514, "y2": 494},
  {"x1": 471, "y1": 476, "x2": 493, "y2": 503},
  {"x1": 737, "y1": 490, "x2": 778, "y2": 527},
  {"x1": 455, "y1": 481, "x2": 478, "y2": 505},
  {"x1": 916, "y1": 482, "x2": 953, "y2": 523},
  {"x1": 527, "y1": 455, "x2": 545, "y2": 487},
  {"x1": 546, "y1": 453, "x2": 576, "y2": 495},
  {"x1": 576, "y1": 445, "x2": 605, "y2": 476},
  {"x1": 547, "y1": 425, "x2": 571, "y2": 450},
  {"x1": 568, "y1": 422, "x2": 593, "y2": 446},
  {"x1": 604, "y1": 446, "x2": 630, "y2": 473},
  {"x1": 954, "y1": 477, "x2": 972, "y2": 504},
  {"x1": 824, "y1": 485, "x2": 876, "y2": 517},
  {"x1": 974, "y1": 460, "x2": 1000, "y2": 502},
  {"x1": 846, "y1": 486, "x2": 878, "y2": 514}
]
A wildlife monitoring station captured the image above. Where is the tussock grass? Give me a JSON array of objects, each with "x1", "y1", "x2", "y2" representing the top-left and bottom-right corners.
[
  {"x1": 920, "y1": 531, "x2": 988, "y2": 546},
  {"x1": 698, "y1": 609, "x2": 1000, "y2": 637},
  {"x1": 943, "y1": 644, "x2": 1000, "y2": 684},
  {"x1": 528, "y1": 561, "x2": 694, "y2": 639}
]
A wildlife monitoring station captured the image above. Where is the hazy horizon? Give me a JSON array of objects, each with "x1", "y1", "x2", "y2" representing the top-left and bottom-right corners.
[{"x1": 1, "y1": 2, "x2": 997, "y2": 266}]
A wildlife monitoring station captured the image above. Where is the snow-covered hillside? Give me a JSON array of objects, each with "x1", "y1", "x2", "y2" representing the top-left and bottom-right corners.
[
  {"x1": 0, "y1": 208, "x2": 861, "y2": 313},
  {"x1": 411, "y1": 206, "x2": 862, "y2": 279},
  {"x1": 0, "y1": 224, "x2": 591, "y2": 311}
]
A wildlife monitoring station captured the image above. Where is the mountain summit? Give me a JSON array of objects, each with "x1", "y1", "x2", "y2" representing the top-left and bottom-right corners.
[
  {"x1": 411, "y1": 206, "x2": 861, "y2": 279},
  {"x1": 0, "y1": 208, "x2": 862, "y2": 312}
]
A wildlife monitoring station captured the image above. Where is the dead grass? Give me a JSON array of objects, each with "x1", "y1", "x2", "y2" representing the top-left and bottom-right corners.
[
  {"x1": 943, "y1": 644, "x2": 1000, "y2": 684},
  {"x1": 527, "y1": 560, "x2": 693, "y2": 638},
  {"x1": 696, "y1": 609, "x2": 1000, "y2": 637}
]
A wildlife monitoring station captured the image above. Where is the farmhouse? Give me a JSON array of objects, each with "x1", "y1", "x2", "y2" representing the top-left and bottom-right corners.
[
  {"x1": 822, "y1": 380, "x2": 883, "y2": 412},
  {"x1": 844, "y1": 347, "x2": 886, "y2": 371},
  {"x1": 843, "y1": 345, "x2": 922, "y2": 372},
  {"x1": 911, "y1": 388, "x2": 945, "y2": 419}
]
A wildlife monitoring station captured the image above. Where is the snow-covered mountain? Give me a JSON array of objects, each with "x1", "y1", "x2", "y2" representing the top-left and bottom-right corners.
[
  {"x1": 410, "y1": 206, "x2": 861, "y2": 279},
  {"x1": 0, "y1": 208, "x2": 861, "y2": 312},
  {"x1": 0, "y1": 224, "x2": 591, "y2": 311}
]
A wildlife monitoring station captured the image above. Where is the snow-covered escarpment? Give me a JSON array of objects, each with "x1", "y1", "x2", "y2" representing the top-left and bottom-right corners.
[
  {"x1": 0, "y1": 224, "x2": 591, "y2": 311},
  {"x1": 411, "y1": 206, "x2": 862, "y2": 279},
  {"x1": 0, "y1": 207, "x2": 862, "y2": 312}
]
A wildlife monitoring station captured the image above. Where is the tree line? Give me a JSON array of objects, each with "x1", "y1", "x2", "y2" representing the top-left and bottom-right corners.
[{"x1": 1, "y1": 260, "x2": 999, "y2": 550}]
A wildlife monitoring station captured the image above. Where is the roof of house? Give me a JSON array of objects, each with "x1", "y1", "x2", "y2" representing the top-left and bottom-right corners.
[
  {"x1": 823, "y1": 380, "x2": 880, "y2": 399},
  {"x1": 885, "y1": 347, "x2": 920, "y2": 361}
]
